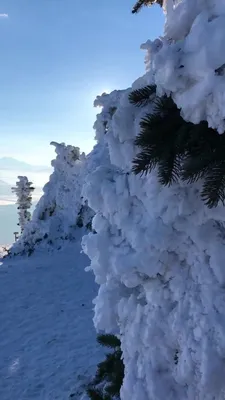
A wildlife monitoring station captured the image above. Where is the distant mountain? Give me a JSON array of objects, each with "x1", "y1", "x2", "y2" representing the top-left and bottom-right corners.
[
  {"x1": 0, "y1": 157, "x2": 51, "y2": 172},
  {"x1": 0, "y1": 179, "x2": 9, "y2": 187},
  {"x1": 0, "y1": 179, "x2": 12, "y2": 196}
]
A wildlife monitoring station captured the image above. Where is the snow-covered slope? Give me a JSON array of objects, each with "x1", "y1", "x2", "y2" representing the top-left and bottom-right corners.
[{"x1": 0, "y1": 239, "x2": 102, "y2": 400}]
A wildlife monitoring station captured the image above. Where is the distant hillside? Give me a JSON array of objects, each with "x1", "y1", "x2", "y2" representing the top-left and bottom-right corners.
[
  {"x1": 0, "y1": 157, "x2": 51, "y2": 172},
  {"x1": 0, "y1": 179, "x2": 10, "y2": 187},
  {"x1": 0, "y1": 180, "x2": 12, "y2": 196}
]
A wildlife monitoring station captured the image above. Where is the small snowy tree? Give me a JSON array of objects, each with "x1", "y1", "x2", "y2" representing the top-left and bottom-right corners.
[{"x1": 12, "y1": 176, "x2": 35, "y2": 234}]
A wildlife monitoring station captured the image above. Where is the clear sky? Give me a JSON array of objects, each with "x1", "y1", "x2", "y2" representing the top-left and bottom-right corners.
[{"x1": 0, "y1": 0, "x2": 164, "y2": 166}]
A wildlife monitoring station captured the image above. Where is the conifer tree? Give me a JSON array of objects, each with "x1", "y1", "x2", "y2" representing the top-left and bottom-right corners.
[
  {"x1": 12, "y1": 176, "x2": 35, "y2": 234},
  {"x1": 87, "y1": 334, "x2": 124, "y2": 400}
]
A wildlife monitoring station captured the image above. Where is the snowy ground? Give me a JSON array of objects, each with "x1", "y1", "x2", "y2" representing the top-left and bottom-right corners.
[{"x1": 0, "y1": 241, "x2": 102, "y2": 400}]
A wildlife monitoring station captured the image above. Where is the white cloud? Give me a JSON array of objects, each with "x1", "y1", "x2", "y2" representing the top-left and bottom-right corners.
[{"x1": 0, "y1": 13, "x2": 8, "y2": 18}]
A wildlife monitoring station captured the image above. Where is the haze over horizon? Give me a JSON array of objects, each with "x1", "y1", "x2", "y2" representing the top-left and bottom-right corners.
[{"x1": 0, "y1": 156, "x2": 52, "y2": 189}]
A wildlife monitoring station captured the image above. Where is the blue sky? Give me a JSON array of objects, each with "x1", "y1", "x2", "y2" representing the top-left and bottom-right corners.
[{"x1": 0, "y1": 0, "x2": 164, "y2": 166}]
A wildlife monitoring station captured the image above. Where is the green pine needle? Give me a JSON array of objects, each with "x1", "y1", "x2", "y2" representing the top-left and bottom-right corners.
[
  {"x1": 201, "y1": 161, "x2": 225, "y2": 208},
  {"x1": 97, "y1": 334, "x2": 121, "y2": 349},
  {"x1": 157, "y1": 156, "x2": 181, "y2": 186},
  {"x1": 129, "y1": 85, "x2": 156, "y2": 107},
  {"x1": 132, "y1": 85, "x2": 225, "y2": 208}
]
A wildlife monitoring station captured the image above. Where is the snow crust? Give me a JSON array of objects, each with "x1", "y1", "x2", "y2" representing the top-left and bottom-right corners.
[{"x1": 0, "y1": 240, "x2": 102, "y2": 399}]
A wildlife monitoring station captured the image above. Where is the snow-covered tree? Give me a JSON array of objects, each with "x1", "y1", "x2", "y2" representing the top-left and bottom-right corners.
[
  {"x1": 12, "y1": 176, "x2": 34, "y2": 234},
  {"x1": 82, "y1": 1, "x2": 225, "y2": 399},
  {"x1": 10, "y1": 142, "x2": 94, "y2": 256}
]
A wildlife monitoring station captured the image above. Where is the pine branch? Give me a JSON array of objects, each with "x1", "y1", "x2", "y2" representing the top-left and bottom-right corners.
[
  {"x1": 87, "y1": 334, "x2": 124, "y2": 400},
  {"x1": 153, "y1": 95, "x2": 176, "y2": 116},
  {"x1": 132, "y1": 0, "x2": 163, "y2": 14},
  {"x1": 138, "y1": 113, "x2": 164, "y2": 138},
  {"x1": 182, "y1": 156, "x2": 211, "y2": 184},
  {"x1": 129, "y1": 85, "x2": 156, "y2": 107},
  {"x1": 97, "y1": 334, "x2": 121, "y2": 349},
  {"x1": 105, "y1": 382, "x2": 122, "y2": 397},
  {"x1": 201, "y1": 162, "x2": 225, "y2": 208},
  {"x1": 182, "y1": 123, "x2": 221, "y2": 184},
  {"x1": 133, "y1": 98, "x2": 184, "y2": 184},
  {"x1": 131, "y1": 83, "x2": 225, "y2": 208},
  {"x1": 86, "y1": 387, "x2": 108, "y2": 400},
  {"x1": 132, "y1": 148, "x2": 158, "y2": 175},
  {"x1": 157, "y1": 156, "x2": 181, "y2": 186},
  {"x1": 86, "y1": 387, "x2": 103, "y2": 400}
]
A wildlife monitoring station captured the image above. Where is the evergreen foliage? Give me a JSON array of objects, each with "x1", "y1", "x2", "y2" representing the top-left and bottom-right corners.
[
  {"x1": 87, "y1": 334, "x2": 124, "y2": 400},
  {"x1": 86, "y1": 387, "x2": 111, "y2": 400},
  {"x1": 97, "y1": 334, "x2": 121, "y2": 349},
  {"x1": 129, "y1": 85, "x2": 156, "y2": 107},
  {"x1": 132, "y1": 0, "x2": 163, "y2": 14},
  {"x1": 130, "y1": 86, "x2": 225, "y2": 208}
]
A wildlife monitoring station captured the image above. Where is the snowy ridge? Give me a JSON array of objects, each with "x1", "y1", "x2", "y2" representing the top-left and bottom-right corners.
[
  {"x1": 11, "y1": 142, "x2": 93, "y2": 255},
  {"x1": 82, "y1": 63, "x2": 225, "y2": 400}
]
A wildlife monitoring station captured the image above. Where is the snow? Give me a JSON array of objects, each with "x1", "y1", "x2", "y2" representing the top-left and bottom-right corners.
[
  {"x1": 4, "y1": 1, "x2": 225, "y2": 399},
  {"x1": 146, "y1": 0, "x2": 225, "y2": 132},
  {"x1": 0, "y1": 239, "x2": 102, "y2": 400},
  {"x1": 81, "y1": 63, "x2": 225, "y2": 399}
]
